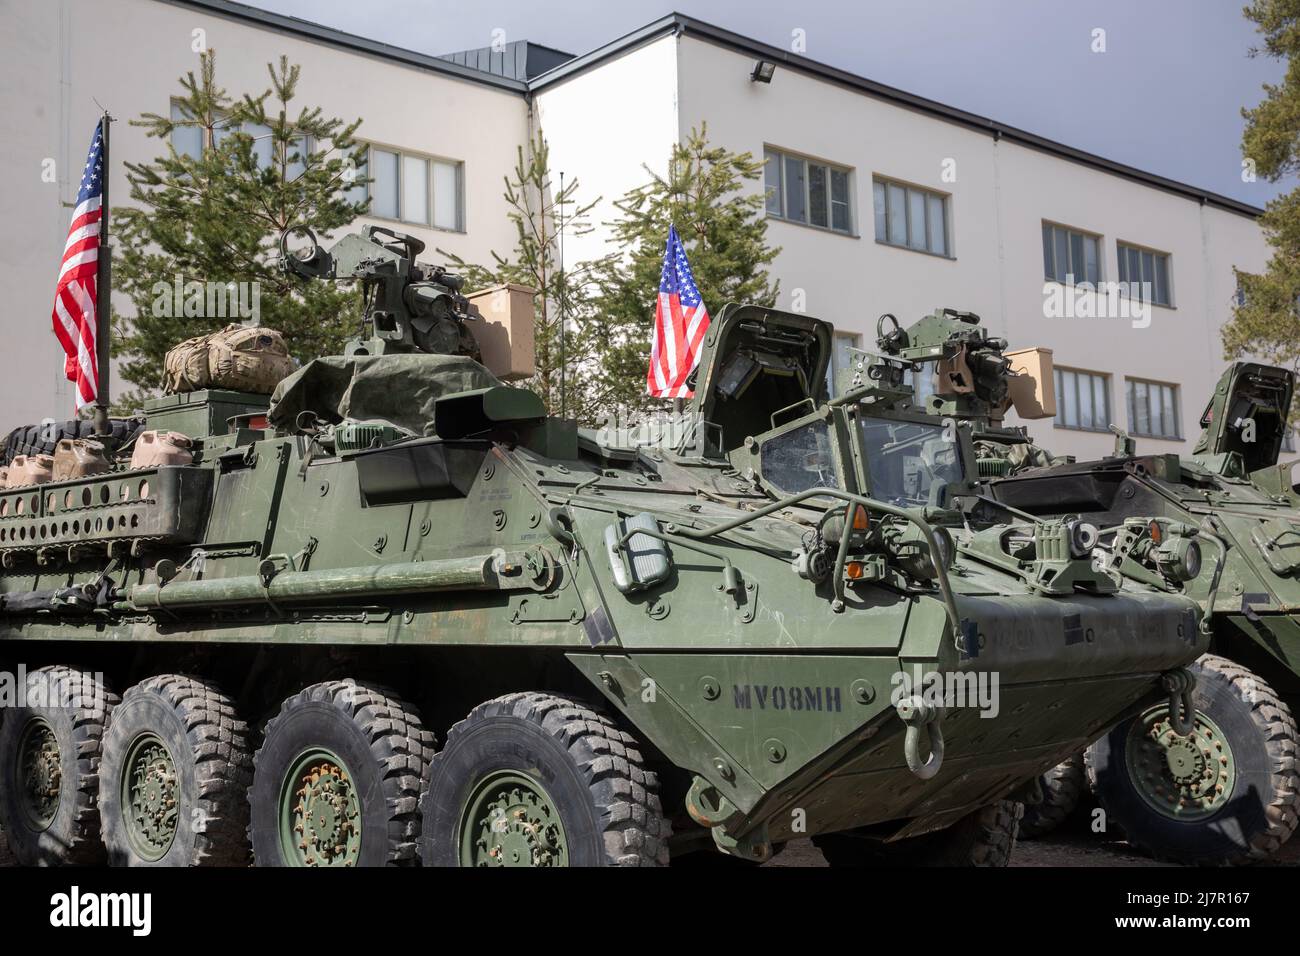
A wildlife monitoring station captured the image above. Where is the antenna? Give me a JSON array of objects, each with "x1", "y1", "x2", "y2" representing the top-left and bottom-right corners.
[{"x1": 558, "y1": 169, "x2": 566, "y2": 420}]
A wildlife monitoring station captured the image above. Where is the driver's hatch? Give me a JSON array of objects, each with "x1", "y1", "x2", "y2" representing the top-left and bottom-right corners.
[
  {"x1": 689, "y1": 304, "x2": 832, "y2": 455},
  {"x1": 1192, "y1": 362, "x2": 1294, "y2": 475}
]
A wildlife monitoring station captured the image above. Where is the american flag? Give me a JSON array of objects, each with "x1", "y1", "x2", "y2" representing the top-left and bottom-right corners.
[
  {"x1": 647, "y1": 224, "x2": 710, "y2": 398},
  {"x1": 51, "y1": 120, "x2": 105, "y2": 410}
]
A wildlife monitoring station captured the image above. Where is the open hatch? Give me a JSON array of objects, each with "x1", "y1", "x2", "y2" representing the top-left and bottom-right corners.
[{"x1": 689, "y1": 304, "x2": 832, "y2": 456}]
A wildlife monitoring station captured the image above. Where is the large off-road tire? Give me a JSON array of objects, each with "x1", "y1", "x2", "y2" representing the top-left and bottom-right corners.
[
  {"x1": 1087, "y1": 654, "x2": 1300, "y2": 865},
  {"x1": 814, "y1": 800, "x2": 1023, "y2": 867},
  {"x1": 421, "y1": 692, "x2": 670, "y2": 867},
  {"x1": 1019, "y1": 752, "x2": 1087, "y2": 839},
  {"x1": 99, "y1": 674, "x2": 252, "y2": 866},
  {"x1": 249, "y1": 680, "x2": 436, "y2": 867},
  {"x1": 0, "y1": 665, "x2": 117, "y2": 865},
  {"x1": 2, "y1": 417, "x2": 143, "y2": 464}
]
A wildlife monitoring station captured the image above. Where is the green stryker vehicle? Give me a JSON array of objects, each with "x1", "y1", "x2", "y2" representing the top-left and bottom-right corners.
[
  {"x1": 967, "y1": 351, "x2": 1300, "y2": 864},
  {"x1": 0, "y1": 227, "x2": 1209, "y2": 868}
]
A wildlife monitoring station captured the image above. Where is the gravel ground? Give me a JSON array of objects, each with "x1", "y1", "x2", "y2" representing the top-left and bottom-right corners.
[{"x1": 2, "y1": 819, "x2": 1297, "y2": 867}]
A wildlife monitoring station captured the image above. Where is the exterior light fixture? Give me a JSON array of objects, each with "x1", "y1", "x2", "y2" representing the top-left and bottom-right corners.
[{"x1": 750, "y1": 59, "x2": 776, "y2": 83}]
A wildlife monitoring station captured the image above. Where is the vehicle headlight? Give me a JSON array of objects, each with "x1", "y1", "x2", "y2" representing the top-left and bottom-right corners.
[
  {"x1": 1065, "y1": 519, "x2": 1100, "y2": 558},
  {"x1": 1154, "y1": 536, "x2": 1202, "y2": 583},
  {"x1": 931, "y1": 527, "x2": 954, "y2": 572}
]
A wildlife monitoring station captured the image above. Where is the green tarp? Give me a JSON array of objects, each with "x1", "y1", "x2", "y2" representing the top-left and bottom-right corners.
[{"x1": 267, "y1": 353, "x2": 503, "y2": 437}]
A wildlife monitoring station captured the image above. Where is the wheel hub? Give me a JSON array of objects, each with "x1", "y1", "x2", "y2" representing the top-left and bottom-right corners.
[
  {"x1": 281, "y1": 751, "x2": 361, "y2": 867},
  {"x1": 16, "y1": 719, "x2": 61, "y2": 830},
  {"x1": 122, "y1": 733, "x2": 179, "y2": 861},
  {"x1": 1125, "y1": 704, "x2": 1234, "y2": 822},
  {"x1": 461, "y1": 772, "x2": 567, "y2": 867}
]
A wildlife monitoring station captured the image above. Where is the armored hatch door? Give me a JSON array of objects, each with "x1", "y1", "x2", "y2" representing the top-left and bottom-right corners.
[
  {"x1": 1192, "y1": 362, "x2": 1295, "y2": 476},
  {"x1": 689, "y1": 304, "x2": 833, "y2": 456}
]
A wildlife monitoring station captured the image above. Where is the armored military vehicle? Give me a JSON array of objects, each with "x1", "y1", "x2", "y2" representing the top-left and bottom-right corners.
[
  {"x1": 968, "y1": 352, "x2": 1300, "y2": 864},
  {"x1": 0, "y1": 227, "x2": 1208, "y2": 867}
]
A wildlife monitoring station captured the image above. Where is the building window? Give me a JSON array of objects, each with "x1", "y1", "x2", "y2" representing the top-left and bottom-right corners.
[
  {"x1": 904, "y1": 363, "x2": 936, "y2": 405},
  {"x1": 826, "y1": 331, "x2": 862, "y2": 393},
  {"x1": 360, "y1": 145, "x2": 463, "y2": 231},
  {"x1": 1054, "y1": 367, "x2": 1111, "y2": 432},
  {"x1": 1117, "y1": 242, "x2": 1173, "y2": 307},
  {"x1": 1127, "y1": 378, "x2": 1181, "y2": 440},
  {"x1": 764, "y1": 148, "x2": 853, "y2": 234},
  {"x1": 170, "y1": 102, "x2": 313, "y2": 180},
  {"x1": 872, "y1": 177, "x2": 948, "y2": 256},
  {"x1": 1042, "y1": 223, "x2": 1100, "y2": 285}
]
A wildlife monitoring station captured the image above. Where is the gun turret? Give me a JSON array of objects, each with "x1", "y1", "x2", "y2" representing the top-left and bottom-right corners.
[
  {"x1": 280, "y1": 225, "x2": 479, "y2": 359},
  {"x1": 838, "y1": 308, "x2": 1055, "y2": 434}
]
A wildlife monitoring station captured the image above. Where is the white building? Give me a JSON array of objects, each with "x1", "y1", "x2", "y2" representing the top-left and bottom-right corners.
[{"x1": 1, "y1": 0, "x2": 1270, "y2": 460}]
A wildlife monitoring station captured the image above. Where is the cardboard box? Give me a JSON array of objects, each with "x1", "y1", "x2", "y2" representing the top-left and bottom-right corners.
[
  {"x1": 466, "y1": 283, "x2": 536, "y2": 381},
  {"x1": 1004, "y1": 346, "x2": 1056, "y2": 419}
]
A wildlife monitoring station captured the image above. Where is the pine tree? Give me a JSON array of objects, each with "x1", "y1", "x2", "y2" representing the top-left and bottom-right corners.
[
  {"x1": 439, "y1": 135, "x2": 605, "y2": 421},
  {"x1": 112, "y1": 50, "x2": 368, "y2": 400},
  {"x1": 587, "y1": 125, "x2": 780, "y2": 417},
  {"x1": 1226, "y1": 0, "x2": 1300, "y2": 426}
]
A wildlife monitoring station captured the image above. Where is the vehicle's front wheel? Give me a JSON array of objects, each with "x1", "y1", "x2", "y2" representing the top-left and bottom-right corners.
[
  {"x1": 420, "y1": 693, "x2": 670, "y2": 867},
  {"x1": 99, "y1": 674, "x2": 251, "y2": 866},
  {"x1": 814, "y1": 800, "x2": 1022, "y2": 867},
  {"x1": 1087, "y1": 654, "x2": 1300, "y2": 865},
  {"x1": 0, "y1": 665, "x2": 117, "y2": 865},
  {"x1": 248, "y1": 680, "x2": 435, "y2": 867}
]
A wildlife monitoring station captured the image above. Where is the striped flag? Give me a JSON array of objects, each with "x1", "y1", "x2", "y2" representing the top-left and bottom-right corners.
[
  {"x1": 51, "y1": 120, "x2": 105, "y2": 410},
  {"x1": 647, "y1": 224, "x2": 710, "y2": 399}
]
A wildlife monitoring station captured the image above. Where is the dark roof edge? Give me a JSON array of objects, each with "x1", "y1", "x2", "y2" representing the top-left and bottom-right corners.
[
  {"x1": 157, "y1": 0, "x2": 527, "y2": 92},
  {"x1": 529, "y1": 12, "x2": 1265, "y2": 219}
]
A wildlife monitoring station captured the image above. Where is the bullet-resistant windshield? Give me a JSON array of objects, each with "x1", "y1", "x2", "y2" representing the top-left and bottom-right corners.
[
  {"x1": 759, "y1": 419, "x2": 841, "y2": 496},
  {"x1": 858, "y1": 416, "x2": 964, "y2": 507}
]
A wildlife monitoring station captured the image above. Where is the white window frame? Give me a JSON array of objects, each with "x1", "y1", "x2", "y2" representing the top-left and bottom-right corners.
[
  {"x1": 1116, "y1": 240, "x2": 1174, "y2": 307},
  {"x1": 1053, "y1": 366, "x2": 1112, "y2": 433},
  {"x1": 1126, "y1": 377, "x2": 1182, "y2": 440},
  {"x1": 1042, "y1": 221, "x2": 1102, "y2": 286},
  {"x1": 872, "y1": 176, "x2": 951, "y2": 258},
  {"x1": 356, "y1": 142, "x2": 465, "y2": 233},
  {"x1": 764, "y1": 146, "x2": 855, "y2": 235}
]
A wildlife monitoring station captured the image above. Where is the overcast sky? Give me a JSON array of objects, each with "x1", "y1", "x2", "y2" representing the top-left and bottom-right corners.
[{"x1": 244, "y1": 0, "x2": 1289, "y2": 207}]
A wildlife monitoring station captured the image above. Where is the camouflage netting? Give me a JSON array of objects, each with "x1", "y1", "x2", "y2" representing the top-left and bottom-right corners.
[{"x1": 267, "y1": 353, "x2": 503, "y2": 437}]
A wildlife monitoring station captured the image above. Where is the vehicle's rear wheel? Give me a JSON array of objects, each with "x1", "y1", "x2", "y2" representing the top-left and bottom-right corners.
[
  {"x1": 1019, "y1": 752, "x2": 1087, "y2": 839},
  {"x1": 814, "y1": 800, "x2": 1023, "y2": 867},
  {"x1": 0, "y1": 665, "x2": 117, "y2": 865},
  {"x1": 248, "y1": 680, "x2": 435, "y2": 867},
  {"x1": 99, "y1": 674, "x2": 251, "y2": 866},
  {"x1": 420, "y1": 692, "x2": 670, "y2": 867},
  {"x1": 1087, "y1": 654, "x2": 1300, "y2": 865}
]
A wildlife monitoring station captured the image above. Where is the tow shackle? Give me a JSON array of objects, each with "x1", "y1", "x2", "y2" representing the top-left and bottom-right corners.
[
  {"x1": 896, "y1": 695, "x2": 946, "y2": 780},
  {"x1": 1160, "y1": 668, "x2": 1197, "y2": 737}
]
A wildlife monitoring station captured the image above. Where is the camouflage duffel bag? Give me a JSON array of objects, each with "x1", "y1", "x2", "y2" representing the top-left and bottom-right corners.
[{"x1": 163, "y1": 325, "x2": 296, "y2": 394}]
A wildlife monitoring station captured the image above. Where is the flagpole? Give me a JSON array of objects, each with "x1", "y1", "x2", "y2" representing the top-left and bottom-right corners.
[{"x1": 93, "y1": 111, "x2": 113, "y2": 437}]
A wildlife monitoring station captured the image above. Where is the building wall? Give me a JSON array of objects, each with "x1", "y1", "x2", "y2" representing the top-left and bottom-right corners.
[
  {"x1": 674, "y1": 35, "x2": 1269, "y2": 459},
  {"x1": 0, "y1": 0, "x2": 527, "y2": 427},
  {"x1": 532, "y1": 35, "x2": 680, "y2": 271}
]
